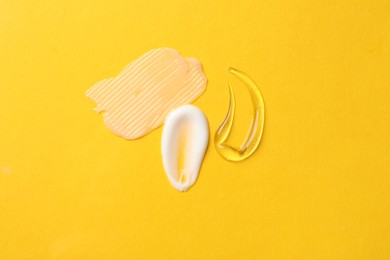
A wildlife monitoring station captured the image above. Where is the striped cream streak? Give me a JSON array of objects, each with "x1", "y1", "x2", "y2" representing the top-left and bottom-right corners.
[
  {"x1": 119, "y1": 76, "x2": 186, "y2": 134},
  {"x1": 100, "y1": 50, "x2": 172, "y2": 105},
  {"x1": 114, "y1": 61, "x2": 203, "y2": 134},
  {"x1": 129, "y1": 78, "x2": 204, "y2": 138},
  {"x1": 100, "y1": 52, "x2": 171, "y2": 113},
  {"x1": 119, "y1": 63, "x2": 204, "y2": 134},
  {"x1": 130, "y1": 86, "x2": 204, "y2": 138},
  {"x1": 90, "y1": 50, "x2": 162, "y2": 106},
  {"x1": 119, "y1": 63, "x2": 197, "y2": 127},
  {"x1": 128, "y1": 83, "x2": 204, "y2": 136},
  {"x1": 111, "y1": 64, "x2": 184, "y2": 129},
  {"x1": 116, "y1": 50, "x2": 158, "y2": 76},
  {"x1": 127, "y1": 72, "x2": 205, "y2": 135},
  {"x1": 99, "y1": 50, "x2": 165, "y2": 105},
  {"x1": 109, "y1": 63, "x2": 181, "y2": 122},
  {"x1": 109, "y1": 60, "x2": 179, "y2": 120},
  {"x1": 108, "y1": 61, "x2": 187, "y2": 128},
  {"x1": 87, "y1": 78, "x2": 112, "y2": 97},
  {"x1": 86, "y1": 48, "x2": 207, "y2": 139},
  {"x1": 92, "y1": 50, "x2": 163, "y2": 104}
]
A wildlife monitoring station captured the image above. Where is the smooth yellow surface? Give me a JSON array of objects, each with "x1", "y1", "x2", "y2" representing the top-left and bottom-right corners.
[{"x1": 0, "y1": 0, "x2": 389, "y2": 259}]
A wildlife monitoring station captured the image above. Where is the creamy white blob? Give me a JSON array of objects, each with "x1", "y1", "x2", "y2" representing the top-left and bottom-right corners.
[{"x1": 161, "y1": 105, "x2": 209, "y2": 192}]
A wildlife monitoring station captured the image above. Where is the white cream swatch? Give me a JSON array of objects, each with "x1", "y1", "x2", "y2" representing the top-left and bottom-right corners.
[{"x1": 161, "y1": 105, "x2": 209, "y2": 192}]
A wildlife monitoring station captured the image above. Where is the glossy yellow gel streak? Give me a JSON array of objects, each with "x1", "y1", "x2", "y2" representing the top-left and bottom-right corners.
[{"x1": 214, "y1": 67, "x2": 265, "y2": 161}]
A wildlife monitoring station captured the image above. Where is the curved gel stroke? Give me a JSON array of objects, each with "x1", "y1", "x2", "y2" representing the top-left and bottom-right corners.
[{"x1": 214, "y1": 67, "x2": 265, "y2": 161}]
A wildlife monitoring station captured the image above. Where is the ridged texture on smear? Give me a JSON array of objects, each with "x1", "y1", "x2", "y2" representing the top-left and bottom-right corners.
[{"x1": 86, "y1": 48, "x2": 207, "y2": 139}]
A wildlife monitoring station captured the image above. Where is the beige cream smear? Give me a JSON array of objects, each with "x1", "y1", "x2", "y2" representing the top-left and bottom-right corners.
[{"x1": 86, "y1": 48, "x2": 207, "y2": 139}]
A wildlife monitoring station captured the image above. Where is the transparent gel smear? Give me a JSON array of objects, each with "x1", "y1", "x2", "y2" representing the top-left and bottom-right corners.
[{"x1": 214, "y1": 67, "x2": 265, "y2": 162}]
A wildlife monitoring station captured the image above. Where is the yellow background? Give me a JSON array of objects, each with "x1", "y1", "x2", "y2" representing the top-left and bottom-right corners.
[{"x1": 1, "y1": 0, "x2": 389, "y2": 259}]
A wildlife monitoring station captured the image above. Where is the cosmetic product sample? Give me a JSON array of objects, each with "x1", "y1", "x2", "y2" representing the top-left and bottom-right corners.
[
  {"x1": 86, "y1": 48, "x2": 207, "y2": 139},
  {"x1": 161, "y1": 105, "x2": 209, "y2": 191},
  {"x1": 215, "y1": 67, "x2": 265, "y2": 162}
]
